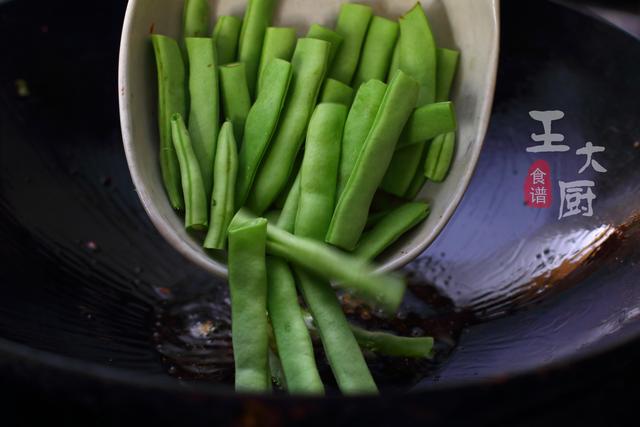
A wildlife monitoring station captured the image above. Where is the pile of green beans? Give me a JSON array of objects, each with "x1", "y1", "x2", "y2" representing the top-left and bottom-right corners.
[{"x1": 151, "y1": 0, "x2": 464, "y2": 395}]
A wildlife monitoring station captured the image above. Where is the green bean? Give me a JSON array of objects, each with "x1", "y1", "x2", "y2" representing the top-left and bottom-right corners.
[
  {"x1": 236, "y1": 59, "x2": 293, "y2": 209},
  {"x1": 329, "y1": 3, "x2": 373, "y2": 84},
  {"x1": 405, "y1": 49, "x2": 460, "y2": 197},
  {"x1": 257, "y1": 27, "x2": 297, "y2": 94},
  {"x1": 238, "y1": 0, "x2": 276, "y2": 97},
  {"x1": 182, "y1": 0, "x2": 210, "y2": 38},
  {"x1": 380, "y1": 3, "x2": 437, "y2": 196},
  {"x1": 395, "y1": 102, "x2": 457, "y2": 148},
  {"x1": 151, "y1": 34, "x2": 186, "y2": 210},
  {"x1": 204, "y1": 122, "x2": 238, "y2": 249},
  {"x1": 228, "y1": 217, "x2": 270, "y2": 392},
  {"x1": 387, "y1": 36, "x2": 401, "y2": 81},
  {"x1": 267, "y1": 257, "x2": 324, "y2": 394},
  {"x1": 436, "y1": 47, "x2": 460, "y2": 102},
  {"x1": 351, "y1": 326, "x2": 435, "y2": 359},
  {"x1": 273, "y1": 152, "x2": 302, "y2": 209},
  {"x1": 247, "y1": 38, "x2": 331, "y2": 214},
  {"x1": 306, "y1": 24, "x2": 344, "y2": 65},
  {"x1": 276, "y1": 171, "x2": 300, "y2": 233},
  {"x1": 295, "y1": 267, "x2": 378, "y2": 394},
  {"x1": 337, "y1": 79, "x2": 387, "y2": 198},
  {"x1": 230, "y1": 209, "x2": 406, "y2": 314},
  {"x1": 425, "y1": 131, "x2": 456, "y2": 182},
  {"x1": 219, "y1": 63, "x2": 252, "y2": 144},
  {"x1": 268, "y1": 348, "x2": 287, "y2": 390},
  {"x1": 320, "y1": 79, "x2": 354, "y2": 107},
  {"x1": 295, "y1": 103, "x2": 347, "y2": 240},
  {"x1": 353, "y1": 16, "x2": 399, "y2": 88},
  {"x1": 354, "y1": 202, "x2": 430, "y2": 260},
  {"x1": 380, "y1": 143, "x2": 427, "y2": 196},
  {"x1": 326, "y1": 70, "x2": 419, "y2": 251},
  {"x1": 398, "y1": 3, "x2": 437, "y2": 106},
  {"x1": 212, "y1": 16, "x2": 242, "y2": 65},
  {"x1": 185, "y1": 37, "x2": 219, "y2": 200},
  {"x1": 170, "y1": 113, "x2": 208, "y2": 230}
]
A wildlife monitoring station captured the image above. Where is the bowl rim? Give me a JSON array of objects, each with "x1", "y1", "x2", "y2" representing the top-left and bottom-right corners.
[{"x1": 118, "y1": 0, "x2": 500, "y2": 279}]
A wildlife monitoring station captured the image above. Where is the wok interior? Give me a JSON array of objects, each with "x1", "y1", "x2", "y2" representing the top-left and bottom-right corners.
[{"x1": 0, "y1": 0, "x2": 639, "y2": 394}]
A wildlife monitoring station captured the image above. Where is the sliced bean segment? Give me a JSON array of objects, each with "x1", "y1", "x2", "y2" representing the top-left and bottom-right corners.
[
  {"x1": 337, "y1": 79, "x2": 387, "y2": 198},
  {"x1": 353, "y1": 16, "x2": 399, "y2": 88},
  {"x1": 435, "y1": 47, "x2": 461, "y2": 102},
  {"x1": 185, "y1": 37, "x2": 219, "y2": 200},
  {"x1": 406, "y1": 48, "x2": 460, "y2": 197},
  {"x1": 351, "y1": 327, "x2": 435, "y2": 359},
  {"x1": 182, "y1": 0, "x2": 210, "y2": 38},
  {"x1": 204, "y1": 122, "x2": 238, "y2": 249},
  {"x1": 396, "y1": 102, "x2": 457, "y2": 148},
  {"x1": 424, "y1": 131, "x2": 456, "y2": 182},
  {"x1": 267, "y1": 257, "x2": 324, "y2": 394},
  {"x1": 228, "y1": 217, "x2": 270, "y2": 392},
  {"x1": 381, "y1": 3, "x2": 437, "y2": 196},
  {"x1": 212, "y1": 16, "x2": 242, "y2": 65},
  {"x1": 257, "y1": 27, "x2": 297, "y2": 93},
  {"x1": 381, "y1": 143, "x2": 427, "y2": 196},
  {"x1": 170, "y1": 113, "x2": 208, "y2": 230},
  {"x1": 295, "y1": 268, "x2": 378, "y2": 394},
  {"x1": 320, "y1": 79, "x2": 354, "y2": 107},
  {"x1": 247, "y1": 38, "x2": 331, "y2": 214},
  {"x1": 219, "y1": 63, "x2": 252, "y2": 144},
  {"x1": 306, "y1": 24, "x2": 344, "y2": 65},
  {"x1": 236, "y1": 59, "x2": 293, "y2": 209},
  {"x1": 238, "y1": 0, "x2": 276, "y2": 97},
  {"x1": 151, "y1": 34, "x2": 186, "y2": 210},
  {"x1": 329, "y1": 3, "x2": 373, "y2": 84},
  {"x1": 277, "y1": 171, "x2": 300, "y2": 233},
  {"x1": 295, "y1": 103, "x2": 347, "y2": 240},
  {"x1": 230, "y1": 210, "x2": 406, "y2": 314},
  {"x1": 327, "y1": 70, "x2": 419, "y2": 251},
  {"x1": 354, "y1": 202, "x2": 430, "y2": 260}
]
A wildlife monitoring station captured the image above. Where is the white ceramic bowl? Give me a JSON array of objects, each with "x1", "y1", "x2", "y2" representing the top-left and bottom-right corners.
[{"x1": 119, "y1": 0, "x2": 500, "y2": 279}]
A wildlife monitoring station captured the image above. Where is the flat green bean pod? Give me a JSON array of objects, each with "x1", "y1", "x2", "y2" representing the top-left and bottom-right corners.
[
  {"x1": 351, "y1": 326, "x2": 435, "y2": 359},
  {"x1": 306, "y1": 24, "x2": 344, "y2": 65},
  {"x1": 320, "y1": 79, "x2": 354, "y2": 107},
  {"x1": 182, "y1": 0, "x2": 210, "y2": 38},
  {"x1": 212, "y1": 16, "x2": 242, "y2": 65},
  {"x1": 387, "y1": 36, "x2": 401, "y2": 82},
  {"x1": 337, "y1": 79, "x2": 387, "y2": 198},
  {"x1": 276, "y1": 171, "x2": 300, "y2": 233},
  {"x1": 436, "y1": 47, "x2": 461, "y2": 102},
  {"x1": 395, "y1": 102, "x2": 457, "y2": 148},
  {"x1": 354, "y1": 202, "x2": 430, "y2": 260},
  {"x1": 381, "y1": 3, "x2": 438, "y2": 196},
  {"x1": 257, "y1": 27, "x2": 297, "y2": 93},
  {"x1": 326, "y1": 70, "x2": 419, "y2": 251},
  {"x1": 267, "y1": 257, "x2": 324, "y2": 394},
  {"x1": 329, "y1": 3, "x2": 373, "y2": 84},
  {"x1": 219, "y1": 62, "x2": 252, "y2": 144},
  {"x1": 204, "y1": 122, "x2": 238, "y2": 249},
  {"x1": 238, "y1": 0, "x2": 276, "y2": 97},
  {"x1": 231, "y1": 209, "x2": 406, "y2": 314},
  {"x1": 425, "y1": 131, "x2": 456, "y2": 182},
  {"x1": 170, "y1": 113, "x2": 208, "y2": 230},
  {"x1": 185, "y1": 37, "x2": 219, "y2": 200},
  {"x1": 406, "y1": 48, "x2": 460, "y2": 197},
  {"x1": 247, "y1": 38, "x2": 331, "y2": 215},
  {"x1": 295, "y1": 103, "x2": 347, "y2": 240},
  {"x1": 295, "y1": 267, "x2": 378, "y2": 394},
  {"x1": 353, "y1": 16, "x2": 399, "y2": 88},
  {"x1": 236, "y1": 59, "x2": 293, "y2": 209},
  {"x1": 151, "y1": 34, "x2": 186, "y2": 210},
  {"x1": 228, "y1": 217, "x2": 270, "y2": 392}
]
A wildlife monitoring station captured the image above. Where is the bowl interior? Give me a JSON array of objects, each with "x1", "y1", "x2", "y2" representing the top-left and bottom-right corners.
[{"x1": 119, "y1": 0, "x2": 499, "y2": 278}]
